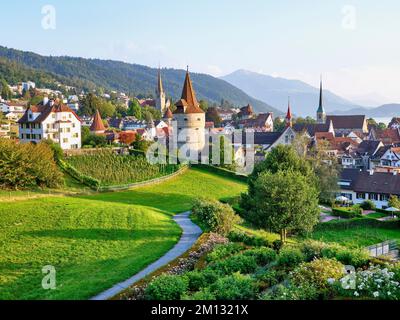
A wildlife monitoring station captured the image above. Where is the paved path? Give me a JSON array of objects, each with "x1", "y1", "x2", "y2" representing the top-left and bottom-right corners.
[{"x1": 90, "y1": 211, "x2": 202, "y2": 300}]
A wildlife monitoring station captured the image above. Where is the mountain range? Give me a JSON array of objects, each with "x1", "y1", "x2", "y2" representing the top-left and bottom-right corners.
[
  {"x1": 0, "y1": 46, "x2": 281, "y2": 115},
  {"x1": 332, "y1": 104, "x2": 400, "y2": 118},
  {"x1": 221, "y1": 69, "x2": 364, "y2": 117}
]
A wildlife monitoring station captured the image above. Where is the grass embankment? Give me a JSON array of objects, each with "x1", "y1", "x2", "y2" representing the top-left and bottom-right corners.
[
  {"x1": 0, "y1": 167, "x2": 247, "y2": 300},
  {"x1": 306, "y1": 219, "x2": 400, "y2": 247}
]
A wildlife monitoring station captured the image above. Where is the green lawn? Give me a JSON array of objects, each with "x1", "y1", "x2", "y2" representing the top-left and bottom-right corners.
[
  {"x1": 307, "y1": 222, "x2": 400, "y2": 247},
  {"x1": 0, "y1": 167, "x2": 246, "y2": 300}
]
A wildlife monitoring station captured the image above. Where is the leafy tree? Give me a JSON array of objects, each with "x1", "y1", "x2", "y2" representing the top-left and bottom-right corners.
[
  {"x1": 244, "y1": 170, "x2": 320, "y2": 242},
  {"x1": 79, "y1": 93, "x2": 115, "y2": 118},
  {"x1": 0, "y1": 79, "x2": 12, "y2": 100},
  {"x1": 119, "y1": 131, "x2": 136, "y2": 145},
  {"x1": 274, "y1": 117, "x2": 286, "y2": 132},
  {"x1": 294, "y1": 116, "x2": 316, "y2": 125},
  {"x1": 82, "y1": 133, "x2": 107, "y2": 147},
  {"x1": 199, "y1": 99, "x2": 209, "y2": 112},
  {"x1": 389, "y1": 195, "x2": 400, "y2": 209},
  {"x1": 206, "y1": 107, "x2": 222, "y2": 127},
  {"x1": 132, "y1": 134, "x2": 152, "y2": 153},
  {"x1": 128, "y1": 99, "x2": 142, "y2": 119}
]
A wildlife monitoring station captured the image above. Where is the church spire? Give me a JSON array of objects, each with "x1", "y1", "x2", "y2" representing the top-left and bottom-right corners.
[
  {"x1": 285, "y1": 97, "x2": 293, "y2": 128},
  {"x1": 157, "y1": 67, "x2": 164, "y2": 95},
  {"x1": 316, "y1": 75, "x2": 327, "y2": 124}
]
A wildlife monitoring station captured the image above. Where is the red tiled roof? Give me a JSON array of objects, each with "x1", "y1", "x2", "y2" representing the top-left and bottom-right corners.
[
  {"x1": 163, "y1": 107, "x2": 173, "y2": 119},
  {"x1": 90, "y1": 109, "x2": 106, "y2": 132},
  {"x1": 17, "y1": 103, "x2": 81, "y2": 124},
  {"x1": 174, "y1": 70, "x2": 204, "y2": 114}
]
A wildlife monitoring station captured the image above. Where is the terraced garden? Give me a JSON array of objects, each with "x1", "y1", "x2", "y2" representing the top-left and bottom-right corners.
[{"x1": 0, "y1": 167, "x2": 247, "y2": 300}]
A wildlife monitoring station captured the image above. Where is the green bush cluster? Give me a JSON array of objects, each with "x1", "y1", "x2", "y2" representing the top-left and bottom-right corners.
[
  {"x1": 208, "y1": 253, "x2": 258, "y2": 275},
  {"x1": 243, "y1": 248, "x2": 277, "y2": 266},
  {"x1": 331, "y1": 207, "x2": 362, "y2": 219},
  {"x1": 206, "y1": 243, "x2": 244, "y2": 262},
  {"x1": 227, "y1": 231, "x2": 270, "y2": 247},
  {"x1": 360, "y1": 200, "x2": 376, "y2": 211},
  {"x1": 300, "y1": 240, "x2": 370, "y2": 268},
  {"x1": 277, "y1": 247, "x2": 305, "y2": 268},
  {"x1": 145, "y1": 274, "x2": 189, "y2": 300},
  {"x1": 210, "y1": 273, "x2": 257, "y2": 300},
  {"x1": 192, "y1": 198, "x2": 241, "y2": 235},
  {"x1": 0, "y1": 139, "x2": 63, "y2": 189}
]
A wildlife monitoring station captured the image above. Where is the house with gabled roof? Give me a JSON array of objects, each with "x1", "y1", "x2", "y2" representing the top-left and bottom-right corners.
[{"x1": 18, "y1": 98, "x2": 81, "y2": 150}]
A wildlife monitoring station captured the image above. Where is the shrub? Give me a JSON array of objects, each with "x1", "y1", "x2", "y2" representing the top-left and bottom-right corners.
[
  {"x1": 335, "y1": 265, "x2": 400, "y2": 300},
  {"x1": 0, "y1": 139, "x2": 63, "y2": 189},
  {"x1": 331, "y1": 207, "x2": 362, "y2": 219},
  {"x1": 277, "y1": 247, "x2": 305, "y2": 268},
  {"x1": 360, "y1": 200, "x2": 376, "y2": 211},
  {"x1": 210, "y1": 273, "x2": 257, "y2": 300},
  {"x1": 291, "y1": 258, "x2": 344, "y2": 291},
  {"x1": 300, "y1": 240, "x2": 326, "y2": 261},
  {"x1": 243, "y1": 247, "x2": 277, "y2": 266},
  {"x1": 272, "y1": 240, "x2": 284, "y2": 252},
  {"x1": 227, "y1": 231, "x2": 270, "y2": 247},
  {"x1": 262, "y1": 282, "x2": 318, "y2": 300},
  {"x1": 145, "y1": 274, "x2": 189, "y2": 300},
  {"x1": 208, "y1": 253, "x2": 258, "y2": 275},
  {"x1": 254, "y1": 268, "x2": 280, "y2": 287},
  {"x1": 182, "y1": 288, "x2": 216, "y2": 300},
  {"x1": 192, "y1": 198, "x2": 242, "y2": 235},
  {"x1": 320, "y1": 244, "x2": 370, "y2": 268},
  {"x1": 186, "y1": 270, "x2": 219, "y2": 292},
  {"x1": 206, "y1": 243, "x2": 244, "y2": 262}
]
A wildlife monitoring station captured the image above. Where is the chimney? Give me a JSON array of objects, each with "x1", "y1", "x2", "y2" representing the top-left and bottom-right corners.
[{"x1": 43, "y1": 96, "x2": 49, "y2": 106}]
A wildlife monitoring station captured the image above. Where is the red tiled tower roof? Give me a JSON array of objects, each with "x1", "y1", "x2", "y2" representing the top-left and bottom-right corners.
[
  {"x1": 285, "y1": 98, "x2": 293, "y2": 127},
  {"x1": 174, "y1": 68, "x2": 204, "y2": 114},
  {"x1": 90, "y1": 109, "x2": 106, "y2": 132},
  {"x1": 163, "y1": 107, "x2": 173, "y2": 119}
]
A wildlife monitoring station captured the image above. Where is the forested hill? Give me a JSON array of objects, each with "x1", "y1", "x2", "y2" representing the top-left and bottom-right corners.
[{"x1": 0, "y1": 46, "x2": 282, "y2": 114}]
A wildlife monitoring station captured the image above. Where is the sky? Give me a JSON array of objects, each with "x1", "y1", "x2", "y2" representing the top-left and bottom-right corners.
[{"x1": 1, "y1": 0, "x2": 400, "y2": 104}]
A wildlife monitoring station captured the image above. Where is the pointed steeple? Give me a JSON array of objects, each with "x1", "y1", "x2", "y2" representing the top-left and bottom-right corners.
[
  {"x1": 285, "y1": 97, "x2": 293, "y2": 127},
  {"x1": 90, "y1": 109, "x2": 106, "y2": 133},
  {"x1": 157, "y1": 67, "x2": 164, "y2": 95},
  {"x1": 317, "y1": 75, "x2": 325, "y2": 114},
  {"x1": 316, "y1": 75, "x2": 327, "y2": 124},
  {"x1": 174, "y1": 67, "x2": 204, "y2": 114}
]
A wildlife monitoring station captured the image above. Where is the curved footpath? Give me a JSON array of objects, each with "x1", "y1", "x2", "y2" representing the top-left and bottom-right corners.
[{"x1": 90, "y1": 211, "x2": 202, "y2": 300}]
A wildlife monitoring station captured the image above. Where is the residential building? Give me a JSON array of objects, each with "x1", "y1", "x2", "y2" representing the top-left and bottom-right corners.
[
  {"x1": 18, "y1": 100, "x2": 81, "y2": 150},
  {"x1": 238, "y1": 113, "x2": 274, "y2": 132},
  {"x1": 338, "y1": 169, "x2": 400, "y2": 209},
  {"x1": 238, "y1": 104, "x2": 254, "y2": 120}
]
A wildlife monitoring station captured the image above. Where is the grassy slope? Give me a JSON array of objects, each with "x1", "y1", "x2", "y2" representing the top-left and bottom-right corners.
[
  {"x1": 308, "y1": 226, "x2": 400, "y2": 247},
  {"x1": 0, "y1": 168, "x2": 247, "y2": 300}
]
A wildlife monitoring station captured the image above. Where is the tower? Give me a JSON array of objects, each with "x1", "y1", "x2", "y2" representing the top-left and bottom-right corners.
[
  {"x1": 316, "y1": 76, "x2": 326, "y2": 124},
  {"x1": 155, "y1": 67, "x2": 166, "y2": 114},
  {"x1": 90, "y1": 109, "x2": 106, "y2": 134},
  {"x1": 285, "y1": 97, "x2": 293, "y2": 128},
  {"x1": 173, "y1": 67, "x2": 205, "y2": 152}
]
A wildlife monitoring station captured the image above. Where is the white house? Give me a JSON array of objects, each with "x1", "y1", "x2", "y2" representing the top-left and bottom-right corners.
[
  {"x1": 18, "y1": 100, "x2": 82, "y2": 150},
  {"x1": 339, "y1": 168, "x2": 400, "y2": 209}
]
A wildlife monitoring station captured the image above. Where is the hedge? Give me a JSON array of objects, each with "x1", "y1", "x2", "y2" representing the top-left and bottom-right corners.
[
  {"x1": 58, "y1": 160, "x2": 100, "y2": 190},
  {"x1": 315, "y1": 217, "x2": 400, "y2": 231},
  {"x1": 331, "y1": 207, "x2": 362, "y2": 219}
]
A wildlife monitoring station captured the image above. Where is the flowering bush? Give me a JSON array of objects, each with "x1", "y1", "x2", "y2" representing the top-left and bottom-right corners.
[
  {"x1": 291, "y1": 258, "x2": 344, "y2": 291},
  {"x1": 335, "y1": 265, "x2": 400, "y2": 300},
  {"x1": 262, "y1": 282, "x2": 318, "y2": 300}
]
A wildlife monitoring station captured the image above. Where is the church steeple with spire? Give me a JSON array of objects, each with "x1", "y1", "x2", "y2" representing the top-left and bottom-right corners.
[
  {"x1": 155, "y1": 67, "x2": 167, "y2": 114},
  {"x1": 316, "y1": 76, "x2": 326, "y2": 124},
  {"x1": 285, "y1": 97, "x2": 293, "y2": 128}
]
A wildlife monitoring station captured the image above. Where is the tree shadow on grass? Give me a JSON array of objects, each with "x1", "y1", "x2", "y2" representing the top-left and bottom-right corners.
[
  {"x1": 77, "y1": 191, "x2": 196, "y2": 214},
  {"x1": 22, "y1": 228, "x2": 177, "y2": 241}
]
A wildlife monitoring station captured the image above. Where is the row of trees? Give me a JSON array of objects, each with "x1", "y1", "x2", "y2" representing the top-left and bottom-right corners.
[{"x1": 0, "y1": 139, "x2": 63, "y2": 190}]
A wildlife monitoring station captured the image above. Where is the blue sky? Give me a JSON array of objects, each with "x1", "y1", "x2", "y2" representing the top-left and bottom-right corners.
[{"x1": 1, "y1": 0, "x2": 400, "y2": 103}]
